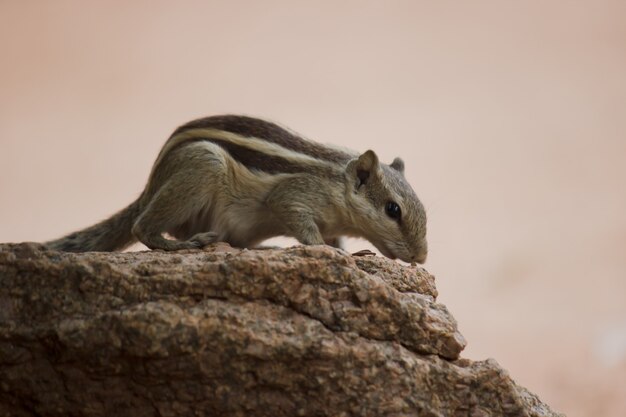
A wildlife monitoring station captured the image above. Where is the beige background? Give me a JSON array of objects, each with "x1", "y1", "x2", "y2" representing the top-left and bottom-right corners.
[{"x1": 1, "y1": 1, "x2": 625, "y2": 415}]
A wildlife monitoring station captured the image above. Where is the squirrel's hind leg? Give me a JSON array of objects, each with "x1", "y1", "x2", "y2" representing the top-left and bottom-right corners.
[
  {"x1": 132, "y1": 154, "x2": 222, "y2": 251},
  {"x1": 132, "y1": 183, "x2": 215, "y2": 251}
]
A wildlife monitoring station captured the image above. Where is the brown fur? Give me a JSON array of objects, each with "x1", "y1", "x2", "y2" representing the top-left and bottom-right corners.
[
  {"x1": 172, "y1": 115, "x2": 352, "y2": 164},
  {"x1": 45, "y1": 115, "x2": 428, "y2": 263}
]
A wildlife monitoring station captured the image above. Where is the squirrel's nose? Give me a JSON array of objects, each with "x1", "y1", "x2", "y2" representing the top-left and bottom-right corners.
[{"x1": 412, "y1": 251, "x2": 427, "y2": 264}]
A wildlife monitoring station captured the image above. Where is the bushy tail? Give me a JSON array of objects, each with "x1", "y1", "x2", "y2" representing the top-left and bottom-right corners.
[{"x1": 46, "y1": 198, "x2": 143, "y2": 252}]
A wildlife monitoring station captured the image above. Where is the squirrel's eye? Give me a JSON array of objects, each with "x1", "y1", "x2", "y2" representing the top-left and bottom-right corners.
[{"x1": 385, "y1": 201, "x2": 401, "y2": 221}]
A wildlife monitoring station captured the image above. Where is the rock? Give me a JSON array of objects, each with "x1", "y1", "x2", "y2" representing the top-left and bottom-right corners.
[{"x1": 0, "y1": 243, "x2": 562, "y2": 417}]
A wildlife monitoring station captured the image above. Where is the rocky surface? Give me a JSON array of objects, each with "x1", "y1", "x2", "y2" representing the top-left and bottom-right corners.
[{"x1": 0, "y1": 242, "x2": 563, "y2": 417}]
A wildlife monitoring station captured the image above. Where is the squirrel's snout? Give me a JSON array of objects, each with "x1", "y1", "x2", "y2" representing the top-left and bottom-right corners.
[
  {"x1": 412, "y1": 244, "x2": 428, "y2": 264},
  {"x1": 413, "y1": 252, "x2": 427, "y2": 264}
]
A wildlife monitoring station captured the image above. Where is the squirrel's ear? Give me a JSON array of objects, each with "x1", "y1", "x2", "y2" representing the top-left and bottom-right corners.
[
  {"x1": 348, "y1": 150, "x2": 380, "y2": 187},
  {"x1": 390, "y1": 157, "x2": 405, "y2": 175}
]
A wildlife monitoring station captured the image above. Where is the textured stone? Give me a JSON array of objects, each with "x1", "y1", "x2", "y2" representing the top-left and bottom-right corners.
[{"x1": 0, "y1": 242, "x2": 562, "y2": 417}]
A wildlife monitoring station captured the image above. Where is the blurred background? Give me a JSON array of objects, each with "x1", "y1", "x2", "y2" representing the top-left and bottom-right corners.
[{"x1": 1, "y1": 1, "x2": 625, "y2": 415}]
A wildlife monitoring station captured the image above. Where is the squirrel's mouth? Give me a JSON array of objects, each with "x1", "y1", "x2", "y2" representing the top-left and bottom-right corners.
[
  {"x1": 374, "y1": 241, "x2": 397, "y2": 260},
  {"x1": 374, "y1": 241, "x2": 423, "y2": 264}
]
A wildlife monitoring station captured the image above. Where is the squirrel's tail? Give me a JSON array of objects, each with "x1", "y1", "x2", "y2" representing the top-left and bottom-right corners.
[{"x1": 46, "y1": 198, "x2": 143, "y2": 252}]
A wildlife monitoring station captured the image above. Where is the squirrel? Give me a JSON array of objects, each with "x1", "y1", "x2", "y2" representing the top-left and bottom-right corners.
[{"x1": 46, "y1": 115, "x2": 428, "y2": 263}]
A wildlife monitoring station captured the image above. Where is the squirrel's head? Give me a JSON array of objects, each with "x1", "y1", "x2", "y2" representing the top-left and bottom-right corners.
[{"x1": 345, "y1": 150, "x2": 427, "y2": 264}]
